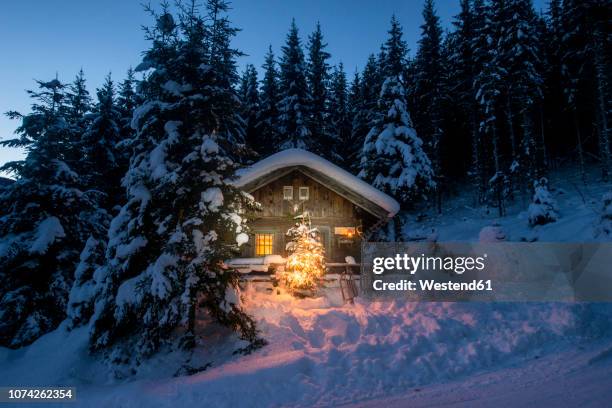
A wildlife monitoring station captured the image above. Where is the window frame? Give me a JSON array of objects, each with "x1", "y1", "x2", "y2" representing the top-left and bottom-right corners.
[
  {"x1": 298, "y1": 186, "x2": 309, "y2": 200},
  {"x1": 283, "y1": 186, "x2": 293, "y2": 200},
  {"x1": 254, "y1": 233, "x2": 274, "y2": 256}
]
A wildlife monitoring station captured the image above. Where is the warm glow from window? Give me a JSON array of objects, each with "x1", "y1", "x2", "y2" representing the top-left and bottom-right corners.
[
  {"x1": 334, "y1": 227, "x2": 356, "y2": 237},
  {"x1": 255, "y1": 233, "x2": 274, "y2": 256}
]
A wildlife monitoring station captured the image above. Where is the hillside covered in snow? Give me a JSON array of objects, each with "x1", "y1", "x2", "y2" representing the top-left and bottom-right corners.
[{"x1": 1, "y1": 167, "x2": 611, "y2": 407}]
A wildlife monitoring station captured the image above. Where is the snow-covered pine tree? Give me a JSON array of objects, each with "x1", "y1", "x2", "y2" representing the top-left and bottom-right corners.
[
  {"x1": 347, "y1": 71, "x2": 365, "y2": 174},
  {"x1": 282, "y1": 213, "x2": 325, "y2": 293},
  {"x1": 203, "y1": 0, "x2": 247, "y2": 160},
  {"x1": 117, "y1": 67, "x2": 139, "y2": 144},
  {"x1": 239, "y1": 64, "x2": 260, "y2": 155},
  {"x1": 559, "y1": 0, "x2": 588, "y2": 184},
  {"x1": 257, "y1": 46, "x2": 281, "y2": 155},
  {"x1": 115, "y1": 67, "x2": 139, "y2": 188},
  {"x1": 86, "y1": 3, "x2": 260, "y2": 364},
  {"x1": 360, "y1": 17, "x2": 435, "y2": 205},
  {"x1": 65, "y1": 69, "x2": 94, "y2": 166},
  {"x1": 67, "y1": 74, "x2": 126, "y2": 328},
  {"x1": 541, "y1": 0, "x2": 569, "y2": 173},
  {"x1": 328, "y1": 63, "x2": 352, "y2": 168},
  {"x1": 306, "y1": 22, "x2": 331, "y2": 157},
  {"x1": 0, "y1": 78, "x2": 102, "y2": 348},
  {"x1": 527, "y1": 177, "x2": 558, "y2": 226},
  {"x1": 413, "y1": 0, "x2": 445, "y2": 182},
  {"x1": 67, "y1": 69, "x2": 93, "y2": 125},
  {"x1": 449, "y1": 0, "x2": 487, "y2": 202},
  {"x1": 473, "y1": 0, "x2": 506, "y2": 216},
  {"x1": 80, "y1": 74, "x2": 125, "y2": 208},
  {"x1": 561, "y1": 0, "x2": 611, "y2": 182},
  {"x1": 278, "y1": 19, "x2": 313, "y2": 150},
  {"x1": 353, "y1": 55, "x2": 383, "y2": 176},
  {"x1": 496, "y1": 0, "x2": 545, "y2": 185}
]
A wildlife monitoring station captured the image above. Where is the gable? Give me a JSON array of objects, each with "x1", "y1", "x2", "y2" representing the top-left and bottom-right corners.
[
  {"x1": 251, "y1": 169, "x2": 359, "y2": 219},
  {"x1": 233, "y1": 149, "x2": 400, "y2": 219}
]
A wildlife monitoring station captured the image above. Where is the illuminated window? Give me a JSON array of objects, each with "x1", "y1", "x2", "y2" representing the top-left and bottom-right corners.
[
  {"x1": 299, "y1": 186, "x2": 309, "y2": 200},
  {"x1": 255, "y1": 233, "x2": 274, "y2": 256},
  {"x1": 283, "y1": 186, "x2": 293, "y2": 200},
  {"x1": 334, "y1": 227, "x2": 356, "y2": 238}
]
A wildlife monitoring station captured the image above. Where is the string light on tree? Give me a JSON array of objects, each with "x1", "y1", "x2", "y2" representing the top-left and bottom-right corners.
[{"x1": 282, "y1": 212, "x2": 326, "y2": 293}]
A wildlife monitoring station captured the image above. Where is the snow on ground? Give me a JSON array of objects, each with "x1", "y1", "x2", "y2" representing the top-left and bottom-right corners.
[
  {"x1": 1, "y1": 165, "x2": 611, "y2": 407},
  {"x1": 1, "y1": 290, "x2": 611, "y2": 407},
  {"x1": 403, "y1": 165, "x2": 610, "y2": 243},
  {"x1": 349, "y1": 339, "x2": 612, "y2": 408}
]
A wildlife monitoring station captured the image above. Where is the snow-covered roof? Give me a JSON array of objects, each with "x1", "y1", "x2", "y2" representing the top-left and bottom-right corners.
[{"x1": 233, "y1": 149, "x2": 400, "y2": 218}]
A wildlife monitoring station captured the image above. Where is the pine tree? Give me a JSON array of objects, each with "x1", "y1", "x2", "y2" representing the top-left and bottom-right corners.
[
  {"x1": 85, "y1": 3, "x2": 260, "y2": 364},
  {"x1": 278, "y1": 19, "x2": 312, "y2": 150},
  {"x1": 414, "y1": 0, "x2": 445, "y2": 178},
  {"x1": 306, "y1": 22, "x2": 331, "y2": 157},
  {"x1": 67, "y1": 69, "x2": 93, "y2": 125},
  {"x1": 497, "y1": 0, "x2": 545, "y2": 184},
  {"x1": 65, "y1": 69, "x2": 94, "y2": 166},
  {"x1": 380, "y1": 16, "x2": 407, "y2": 79},
  {"x1": 115, "y1": 67, "x2": 139, "y2": 185},
  {"x1": 351, "y1": 55, "x2": 381, "y2": 175},
  {"x1": 561, "y1": 0, "x2": 611, "y2": 182},
  {"x1": 204, "y1": 0, "x2": 247, "y2": 158},
  {"x1": 347, "y1": 71, "x2": 364, "y2": 174},
  {"x1": 0, "y1": 78, "x2": 102, "y2": 347},
  {"x1": 360, "y1": 17, "x2": 435, "y2": 204},
  {"x1": 117, "y1": 67, "x2": 139, "y2": 141},
  {"x1": 328, "y1": 63, "x2": 352, "y2": 168},
  {"x1": 67, "y1": 75, "x2": 126, "y2": 328},
  {"x1": 473, "y1": 0, "x2": 506, "y2": 215},
  {"x1": 239, "y1": 64, "x2": 260, "y2": 155},
  {"x1": 257, "y1": 46, "x2": 281, "y2": 155},
  {"x1": 542, "y1": 0, "x2": 571, "y2": 170},
  {"x1": 449, "y1": 0, "x2": 486, "y2": 201},
  {"x1": 81, "y1": 74, "x2": 125, "y2": 208},
  {"x1": 413, "y1": 0, "x2": 446, "y2": 212}
]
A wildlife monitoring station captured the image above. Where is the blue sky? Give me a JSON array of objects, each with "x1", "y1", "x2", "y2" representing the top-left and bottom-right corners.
[{"x1": 0, "y1": 0, "x2": 548, "y2": 173}]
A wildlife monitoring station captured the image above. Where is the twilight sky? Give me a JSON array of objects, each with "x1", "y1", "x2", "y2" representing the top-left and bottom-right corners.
[{"x1": 0, "y1": 0, "x2": 548, "y2": 173}]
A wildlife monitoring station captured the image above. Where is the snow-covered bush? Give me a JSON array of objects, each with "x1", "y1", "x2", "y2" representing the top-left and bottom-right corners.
[
  {"x1": 598, "y1": 192, "x2": 612, "y2": 236},
  {"x1": 479, "y1": 223, "x2": 506, "y2": 242},
  {"x1": 528, "y1": 177, "x2": 559, "y2": 227}
]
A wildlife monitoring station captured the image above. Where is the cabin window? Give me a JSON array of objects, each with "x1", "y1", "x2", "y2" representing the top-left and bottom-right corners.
[
  {"x1": 298, "y1": 186, "x2": 309, "y2": 200},
  {"x1": 334, "y1": 227, "x2": 356, "y2": 238},
  {"x1": 283, "y1": 186, "x2": 293, "y2": 200},
  {"x1": 255, "y1": 233, "x2": 274, "y2": 256}
]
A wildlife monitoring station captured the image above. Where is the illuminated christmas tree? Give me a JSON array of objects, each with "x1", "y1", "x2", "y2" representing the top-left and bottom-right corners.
[{"x1": 282, "y1": 213, "x2": 326, "y2": 292}]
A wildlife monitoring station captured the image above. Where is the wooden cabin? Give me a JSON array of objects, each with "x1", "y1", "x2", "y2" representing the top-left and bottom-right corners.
[{"x1": 231, "y1": 149, "x2": 399, "y2": 267}]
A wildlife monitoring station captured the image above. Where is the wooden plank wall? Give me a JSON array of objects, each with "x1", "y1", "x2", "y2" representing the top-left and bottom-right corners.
[{"x1": 242, "y1": 170, "x2": 375, "y2": 262}]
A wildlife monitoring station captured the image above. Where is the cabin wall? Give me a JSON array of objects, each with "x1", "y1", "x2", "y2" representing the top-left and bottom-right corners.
[{"x1": 241, "y1": 170, "x2": 377, "y2": 262}]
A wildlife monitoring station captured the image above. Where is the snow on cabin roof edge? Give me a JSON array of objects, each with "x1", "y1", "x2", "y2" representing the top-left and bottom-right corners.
[{"x1": 233, "y1": 148, "x2": 400, "y2": 218}]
